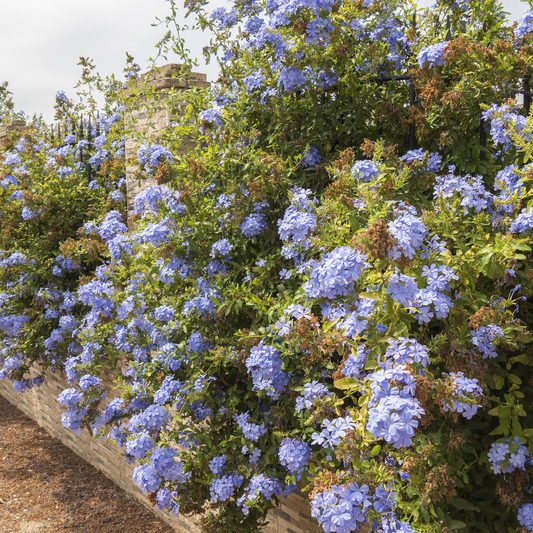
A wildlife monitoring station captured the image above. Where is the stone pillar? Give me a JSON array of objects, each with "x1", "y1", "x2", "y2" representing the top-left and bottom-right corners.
[
  {"x1": 0, "y1": 119, "x2": 27, "y2": 146},
  {"x1": 124, "y1": 63, "x2": 210, "y2": 219}
]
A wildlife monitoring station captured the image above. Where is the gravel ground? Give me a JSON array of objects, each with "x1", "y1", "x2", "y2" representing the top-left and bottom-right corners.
[{"x1": 0, "y1": 394, "x2": 174, "y2": 533}]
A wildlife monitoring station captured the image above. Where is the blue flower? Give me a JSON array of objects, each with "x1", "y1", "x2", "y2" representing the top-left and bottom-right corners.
[
  {"x1": 211, "y1": 238, "x2": 233, "y2": 258},
  {"x1": 210, "y1": 474, "x2": 244, "y2": 503},
  {"x1": 233, "y1": 412, "x2": 268, "y2": 442},
  {"x1": 132, "y1": 464, "x2": 160, "y2": 493},
  {"x1": 351, "y1": 160, "x2": 379, "y2": 181},
  {"x1": 78, "y1": 374, "x2": 101, "y2": 391},
  {"x1": 277, "y1": 187, "x2": 317, "y2": 243},
  {"x1": 126, "y1": 431, "x2": 155, "y2": 459},
  {"x1": 240, "y1": 213, "x2": 267, "y2": 238},
  {"x1": 295, "y1": 380, "x2": 331, "y2": 412},
  {"x1": 209, "y1": 455, "x2": 227, "y2": 475},
  {"x1": 301, "y1": 145, "x2": 322, "y2": 168},
  {"x1": 417, "y1": 42, "x2": 448, "y2": 68},
  {"x1": 278, "y1": 438, "x2": 311, "y2": 477},
  {"x1": 246, "y1": 341, "x2": 288, "y2": 400},
  {"x1": 274, "y1": 316, "x2": 292, "y2": 336},
  {"x1": 199, "y1": 107, "x2": 223, "y2": 126},
  {"x1": 471, "y1": 324, "x2": 504, "y2": 359},
  {"x1": 515, "y1": 11, "x2": 533, "y2": 39},
  {"x1": 154, "y1": 305, "x2": 175, "y2": 322},
  {"x1": 137, "y1": 143, "x2": 174, "y2": 174},
  {"x1": 304, "y1": 246, "x2": 368, "y2": 299},
  {"x1": 518, "y1": 503, "x2": 533, "y2": 530},
  {"x1": 441, "y1": 371, "x2": 484, "y2": 420},
  {"x1": 128, "y1": 404, "x2": 170, "y2": 433}
]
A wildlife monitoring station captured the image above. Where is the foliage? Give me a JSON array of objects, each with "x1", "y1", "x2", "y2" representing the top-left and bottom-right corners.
[
  {"x1": 0, "y1": 62, "x2": 127, "y2": 390},
  {"x1": 4, "y1": 1, "x2": 533, "y2": 532}
]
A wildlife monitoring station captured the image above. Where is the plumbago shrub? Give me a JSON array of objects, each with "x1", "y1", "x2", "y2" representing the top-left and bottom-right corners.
[
  {"x1": 5, "y1": 1, "x2": 533, "y2": 533},
  {"x1": 0, "y1": 81, "x2": 127, "y2": 390}
]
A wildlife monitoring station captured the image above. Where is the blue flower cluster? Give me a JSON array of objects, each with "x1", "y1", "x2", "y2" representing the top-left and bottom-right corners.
[
  {"x1": 387, "y1": 208, "x2": 428, "y2": 260},
  {"x1": 236, "y1": 474, "x2": 289, "y2": 516},
  {"x1": 295, "y1": 380, "x2": 331, "y2": 412},
  {"x1": 128, "y1": 404, "x2": 170, "y2": 433},
  {"x1": 471, "y1": 324, "x2": 504, "y2": 358},
  {"x1": 183, "y1": 277, "x2": 219, "y2": 317},
  {"x1": 342, "y1": 346, "x2": 369, "y2": 379},
  {"x1": 278, "y1": 186, "x2": 317, "y2": 244},
  {"x1": 199, "y1": 107, "x2": 223, "y2": 126},
  {"x1": 240, "y1": 212, "x2": 268, "y2": 238},
  {"x1": 385, "y1": 337, "x2": 429, "y2": 367},
  {"x1": 441, "y1": 372, "x2": 484, "y2": 420},
  {"x1": 278, "y1": 437, "x2": 311, "y2": 478},
  {"x1": 518, "y1": 503, "x2": 533, "y2": 531},
  {"x1": 399, "y1": 149, "x2": 442, "y2": 173},
  {"x1": 386, "y1": 266, "x2": 456, "y2": 325},
  {"x1": 210, "y1": 473, "x2": 244, "y2": 503},
  {"x1": 482, "y1": 104, "x2": 529, "y2": 151},
  {"x1": 211, "y1": 238, "x2": 233, "y2": 258},
  {"x1": 487, "y1": 437, "x2": 530, "y2": 474},
  {"x1": 511, "y1": 207, "x2": 533, "y2": 233},
  {"x1": 311, "y1": 482, "x2": 397, "y2": 533},
  {"x1": 351, "y1": 160, "x2": 379, "y2": 182},
  {"x1": 133, "y1": 446, "x2": 189, "y2": 493},
  {"x1": 304, "y1": 247, "x2": 368, "y2": 299},
  {"x1": 366, "y1": 363, "x2": 424, "y2": 448},
  {"x1": 233, "y1": 412, "x2": 268, "y2": 442},
  {"x1": 137, "y1": 143, "x2": 174, "y2": 175},
  {"x1": 446, "y1": 163, "x2": 494, "y2": 205},
  {"x1": 209, "y1": 454, "x2": 226, "y2": 475},
  {"x1": 245, "y1": 341, "x2": 288, "y2": 400},
  {"x1": 417, "y1": 42, "x2": 448, "y2": 68},
  {"x1": 301, "y1": 145, "x2": 323, "y2": 168},
  {"x1": 515, "y1": 11, "x2": 533, "y2": 38},
  {"x1": 311, "y1": 414, "x2": 355, "y2": 449}
]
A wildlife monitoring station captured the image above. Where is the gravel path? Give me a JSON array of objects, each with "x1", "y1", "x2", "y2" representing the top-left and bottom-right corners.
[{"x1": 0, "y1": 394, "x2": 174, "y2": 533}]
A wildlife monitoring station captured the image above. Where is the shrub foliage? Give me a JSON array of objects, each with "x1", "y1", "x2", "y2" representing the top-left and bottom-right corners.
[{"x1": 3, "y1": 0, "x2": 533, "y2": 532}]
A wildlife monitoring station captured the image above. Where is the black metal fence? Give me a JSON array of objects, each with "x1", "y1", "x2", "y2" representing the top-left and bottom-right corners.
[{"x1": 48, "y1": 114, "x2": 101, "y2": 184}]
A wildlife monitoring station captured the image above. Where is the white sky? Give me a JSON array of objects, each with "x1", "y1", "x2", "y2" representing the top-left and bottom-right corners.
[{"x1": 0, "y1": 0, "x2": 530, "y2": 124}]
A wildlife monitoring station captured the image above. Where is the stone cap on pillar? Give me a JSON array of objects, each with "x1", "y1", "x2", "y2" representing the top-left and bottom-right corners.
[{"x1": 123, "y1": 63, "x2": 210, "y2": 96}]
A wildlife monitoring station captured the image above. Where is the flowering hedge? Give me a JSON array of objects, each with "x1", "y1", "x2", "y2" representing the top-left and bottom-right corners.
[
  {"x1": 4, "y1": 0, "x2": 533, "y2": 532},
  {"x1": 0, "y1": 68, "x2": 127, "y2": 391}
]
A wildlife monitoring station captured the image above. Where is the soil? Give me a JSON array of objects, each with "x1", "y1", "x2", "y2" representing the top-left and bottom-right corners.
[{"x1": 0, "y1": 394, "x2": 174, "y2": 533}]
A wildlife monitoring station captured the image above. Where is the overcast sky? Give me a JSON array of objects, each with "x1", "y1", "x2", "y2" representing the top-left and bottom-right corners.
[{"x1": 0, "y1": 0, "x2": 530, "y2": 124}]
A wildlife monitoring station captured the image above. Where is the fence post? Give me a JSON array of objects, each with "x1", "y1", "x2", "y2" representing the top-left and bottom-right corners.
[
  {"x1": 87, "y1": 116, "x2": 92, "y2": 184},
  {"x1": 524, "y1": 75, "x2": 531, "y2": 115},
  {"x1": 409, "y1": 82, "x2": 416, "y2": 150}
]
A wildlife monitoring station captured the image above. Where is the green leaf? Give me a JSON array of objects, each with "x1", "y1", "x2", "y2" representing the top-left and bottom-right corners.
[
  {"x1": 334, "y1": 377, "x2": 359, "y2": 390},
  {"x1": 447, "y1": 520, "x2": 467, "y2": 529},
  {"x1": 389, "y1": 322, "x2": 409, "y2": 337},
  {"x1": 364, "y1": 359, "x2": 380, "y2": 370},
  {"x1": 359, "y1": 292, "x2": 379, "y2": 300},
  {"x1": 370, "y1": 444, "x2": 381, "y2": 456},
  {"x1": 508, "y1": 374, "x2": 522, "y2": 385}
]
